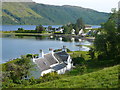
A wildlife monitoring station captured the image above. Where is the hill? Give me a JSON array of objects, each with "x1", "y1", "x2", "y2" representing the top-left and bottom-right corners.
[
  {"x1": 9, "y1": 65, "x2": 118, "y2": 88},
  {"x1": 2, "y1": 2, "x2": 110, "y2": 25},
  {"x1": 24, "y1": 65, "x2": 119, "y2": 88}
]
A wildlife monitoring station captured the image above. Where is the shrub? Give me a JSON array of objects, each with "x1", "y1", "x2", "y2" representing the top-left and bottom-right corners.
[
  {"x1": 40, "y1": 72, "x2": 60, "y2": 83},
  {"x1": 73, "y1": 56, "x2": 86, "y2": 65},
  {"x1": 54, "y1": 49, "x2": 62, "y2": 52},
  {"x1": 76, "y1": 65, "x2": 87, "y2": 75},
  {"x1": 29, "y1": 77, "x2": 37, "y2": 85}
]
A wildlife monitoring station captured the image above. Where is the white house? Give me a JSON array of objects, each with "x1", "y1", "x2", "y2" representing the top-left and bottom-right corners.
[
  {"x1": 79, "y1": 29, "x2": 84, "y2": 35},
  {"x1": 56, "y1": 28, "x2": 64, "y2": 33},
  {"x1": 85, "y1": 25, "x2": 92, "y2": 29},
  {"x1": 71, "y1": 29, "x2": 75, "y2": 34},
  {"x1": 59, "y1": 37, "x2": 63, "y2": 41},
  {"x1": 32, "y1": 48, "x2": 73, "y2": 76}
]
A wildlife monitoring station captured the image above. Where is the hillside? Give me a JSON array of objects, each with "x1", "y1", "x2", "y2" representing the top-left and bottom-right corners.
[
  {"x1": 24, "y1": 65, "x2": 119, "y2": 88},
  {"x1": 2, "y1": 2, "x2": 110, "y2": 25}
]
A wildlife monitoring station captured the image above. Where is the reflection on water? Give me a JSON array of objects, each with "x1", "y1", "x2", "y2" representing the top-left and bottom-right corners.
[{"x1": 2, "y1": 35, "x2": 93, "y2": 63}]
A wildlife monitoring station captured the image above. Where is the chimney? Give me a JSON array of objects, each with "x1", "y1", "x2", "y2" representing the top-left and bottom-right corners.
[
  {"x1": 39, "y1": 49, "x2": 44, "y2": 58},
  {"x1": 49, "y1": 48, "x2": 54, "y2": 54},
  {"x1": 62, "y1": 45, "x2": 67, "y2": 52}
]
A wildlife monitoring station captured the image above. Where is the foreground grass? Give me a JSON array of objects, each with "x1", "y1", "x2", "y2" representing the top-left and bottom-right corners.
[{"x1": 22, "y1": 65, "x2": 119, "y2": 88}]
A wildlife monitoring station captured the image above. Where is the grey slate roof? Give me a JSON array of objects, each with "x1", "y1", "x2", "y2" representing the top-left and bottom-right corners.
[
  {"x1": 35, "y1": 58, "x2": 51, "y2": 71},
  {"x1": 54, "y1": 51, "x2": 69, "y2": 63},
  {"x1": 34, "y1": 51, "x2": 69, "y2": 71},
  {"x1": 44, "y1": 53, "x2": 58, "y2": 65},
  {"x1": 52, "y1": 63, "x2": 67, "y2": 71}
]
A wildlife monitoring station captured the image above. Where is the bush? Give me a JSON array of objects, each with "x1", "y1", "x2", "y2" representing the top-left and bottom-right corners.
[
  {"x1": 76, "y1": 65, "x2": 87, "y2": 75},
  {"x1": 73, "y1": 56, "x2": 86, "y2": 65},
  {"x1": 54, "y1": 49, "x2": 62, "y2": 52},
  {"x1": 26, "y1": 54, "x2": 33, "y2": 58},
  {"x1": 29, "y1": 77, "x2": 37, "y2": 85},
  {"x1": 21, "y1": 79, "x2": 30, "y2": 86},
  {"x1": 40, "y1": 72, "x2": 60, "y2": 83},
  {"x1": 66, "y1": 48, "x2": 71, "y2": 52}
]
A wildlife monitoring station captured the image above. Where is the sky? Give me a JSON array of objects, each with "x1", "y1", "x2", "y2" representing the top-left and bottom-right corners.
[{"x1": 32, "y1": 0, "x2": 120, "y2": 13}]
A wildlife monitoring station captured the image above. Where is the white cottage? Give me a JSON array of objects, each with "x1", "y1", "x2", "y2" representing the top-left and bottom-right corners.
[
  {"x1": 33, "y1": 49, "x2": 73, "y2": 76},
  {"x1": 56, "y1": 28, "x2": 64, "y2": 33},
  {"x1": 79, "y1": 29, "x2": 84, "y2": 35},
  {"x1": 71, "y1": 29, "x2": 75, "y2": 34}
]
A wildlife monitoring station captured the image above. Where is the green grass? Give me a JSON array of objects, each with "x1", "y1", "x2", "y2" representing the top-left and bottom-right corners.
[
  {"x1": 68, "y1": 51, "x2": 118, "y2": 75},
  {"x1": 69, "y1": 51, "x2": 90, "y2": 60},
  {"x1": 2, "y1": 2, "x2": 42, "y2": 18},
  {"x1": 23, "y1": 65, "x2": 119, "y2": 88}
]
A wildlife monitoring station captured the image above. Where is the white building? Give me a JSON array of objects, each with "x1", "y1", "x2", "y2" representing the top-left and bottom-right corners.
[
  {"x1": 71, "y1": 29, "x2": 75, "y2": 34},
  {"x1": 85, "y1": 25, "x2": 92, "y2": 29},
  {"x1": 79, "y1": 29, "x2": 84, "y2": 35},
  {"x1": 56, "y1": 28, "x2": 64, "y2": 33},
  {"x1": 33, "y1": 49, "x2": 73, "y2": 76}
]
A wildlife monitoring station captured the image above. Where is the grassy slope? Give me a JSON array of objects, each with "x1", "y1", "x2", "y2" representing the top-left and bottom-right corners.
[
  {"x1": 2, "y1": 2, "x2": 110, "y2": 25},
  {"x1": 24, "y1": 65, "x2": 119, "y2": 88},
  {"x1": 2, "y1": 2, "x2": 43, "y2": 25},
  {"x1": 2, "y1": 2, "x2": 42, "y2": 18}
]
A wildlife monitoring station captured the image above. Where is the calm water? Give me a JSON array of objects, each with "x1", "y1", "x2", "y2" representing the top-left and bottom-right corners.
[
  {"x1": 0, "y1": 25, "x2": 63, "y2": 31},
  {"x1": 0, "y1": 25, "x2": 101, "y2": 31},
  {"x1": 2, "y1": 35, "x2": 92, "y2": 64}
]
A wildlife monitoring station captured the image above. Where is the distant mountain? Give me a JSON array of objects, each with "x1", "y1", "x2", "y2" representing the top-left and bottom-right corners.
[{"x1": 2, "y1": 2, "x2": 110, "y2": 25}]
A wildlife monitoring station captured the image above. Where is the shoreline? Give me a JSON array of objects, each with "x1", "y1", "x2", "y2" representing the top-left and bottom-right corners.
[{"x1": 1, "y1": 32, "x2": 95, "y2": 41}]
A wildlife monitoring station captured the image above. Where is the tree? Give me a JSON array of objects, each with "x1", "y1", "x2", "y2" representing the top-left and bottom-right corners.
[
  {"x1": 117, "y1": 10, "x2": 120, "y2": 32},
  {"x1": 63, "y1": 26, "x2": 69, "y2": 34},
  {"x1": 18, "y1": 28, "x2": 24, "y2": 31},
  {"x1": 16, "y1": 28, "x2": 24, "y2": 33},
  {"x1": 76, "y1": 18, "x2": 85, "y2": 29},
  {"x1": 69, "y1": 24, "x2": 73, "y2": 34},
  {"x1": 3, "y1": 55, "x2": 34, "y2": 83},
  {"x1": 88, "y1": 48, "x2": 95, "y2": 60},
  {"x1": 35, "y1": 25, "x2": 45, "y2": 33},
  {"x1": 94, "y1": 10, "x2": 120, "y2": 60},
  {"x1": 48, "y1": 26, "x2": 52, "y2": 30},
  {"x1": 74, "y1": 25, "x2": 79, "y2": 35}
]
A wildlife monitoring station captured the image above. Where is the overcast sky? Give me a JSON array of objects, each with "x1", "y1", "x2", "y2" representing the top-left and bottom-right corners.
[{"x1": 32, "y1": 0, "x2": 120, "y2": 13}]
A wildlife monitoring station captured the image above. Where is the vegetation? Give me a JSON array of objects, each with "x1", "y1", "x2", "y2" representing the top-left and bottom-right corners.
[
  {"x1": 94, "y1": 9, "x2": 120, "y2": 63},
  {"x1": 2, "y1": 48, "x2": 119, "y2": 88},
  {"x1": 3, "y1": 65, "x2": 118, "y2": 88},
  {"x1": 25, "y1": 65, "x2": 119, "y2": 88},
  {"x1": 62, "y1": 18, "x2": 85, "y2": 35},
  {"x1": 14, "y1": 25, "x2": 47, "y2": 33},
  {"x1": 2, "y1": 2, "x2": 110, "y2": 25},
  {"x1": 2, "y1": 55, "x2": 34, "y2": 85},
  {"x1": 35, "y1": 25, "x2": 45, "y2": 33},
  {"x1": 11, "y1": 17, "x2": 85, "y2": 35}
]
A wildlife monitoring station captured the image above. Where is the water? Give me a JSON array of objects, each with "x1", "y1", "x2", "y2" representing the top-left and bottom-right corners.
[
  {"x1": 92, "y1": 25, "x2": 101, "y2": 29},
  {"x1": 0, "y1": 25, "x2": 100, "y2": 31},
  {"x1": 0, "y1": 25, "x2": 63, "y2": 31},
  {"x1": 1, "y1": 35, "x2": 92, "y2": 64},
  {"x1": 1, "y1": 34, "x2": 92, "y2": 78}
]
